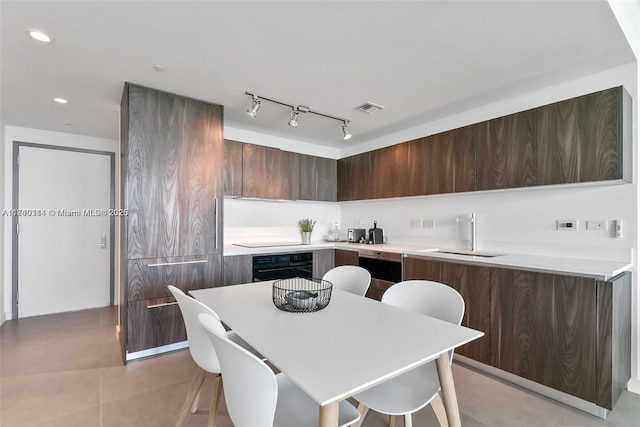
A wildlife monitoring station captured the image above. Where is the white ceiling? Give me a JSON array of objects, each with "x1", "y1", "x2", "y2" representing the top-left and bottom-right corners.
[{"x1": 0, "y1": 1, "x2": 635, "y2": 148}]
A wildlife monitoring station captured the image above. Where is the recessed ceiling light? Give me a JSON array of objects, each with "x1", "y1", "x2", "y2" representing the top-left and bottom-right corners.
[
  {"x1": 54, "y1": 98, "x2": 68, "y2": 104},
  {"x1": 153, "y1": 64, "x2": 167, "y2": 72},
  {"x1": 26, "y1": 29, "x2": 54, "y2": 43}
]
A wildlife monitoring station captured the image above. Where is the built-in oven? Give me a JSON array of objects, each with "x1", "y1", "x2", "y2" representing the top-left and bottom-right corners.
[
  {"x1": 252, "y1": 252, "x2": 313, "y2": 282},
  {"x1": 358, "y1": 249, "x2": 402, "y2": 300}
]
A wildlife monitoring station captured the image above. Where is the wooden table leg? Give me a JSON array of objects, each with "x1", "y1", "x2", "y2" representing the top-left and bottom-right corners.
[
  {"x1": 319, "y1": 401, "x2": 340, "y2": 427},
  {"x1": 435, "y1": 353, "x2": 461, "y2": 427}
]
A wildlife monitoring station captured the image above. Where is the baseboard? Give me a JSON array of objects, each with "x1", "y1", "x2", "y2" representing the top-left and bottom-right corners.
[
  {"x1": 126, "y1": 341, "x2": 188, "y2": 361},
  {"x1": 454, "y1": 355, "x2": 609, "y2": 419},
  {"x1": 627, "y1": 377, "x2": 640, "y2": 394}
]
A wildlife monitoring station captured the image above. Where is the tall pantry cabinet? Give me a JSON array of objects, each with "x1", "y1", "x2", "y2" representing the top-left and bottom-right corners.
[{"x1": 119, "y1": 83, "x2": 223, "y2": 361}]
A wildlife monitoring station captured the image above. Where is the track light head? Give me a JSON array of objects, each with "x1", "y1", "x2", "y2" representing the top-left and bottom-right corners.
[
  {"x1": 246, "y1": 96, "x2": 261, "y2": 118},
  {"x1": 342, "y1": 122, "x2": 352, "y2": 140},
  {"x1": 288, "y1": 109, "x2": 299, "y2": 128}
]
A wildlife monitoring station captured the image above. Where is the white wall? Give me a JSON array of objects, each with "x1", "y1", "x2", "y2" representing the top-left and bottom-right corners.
[{"x1": 2, "y1": 126, "x2": 119, "y2": 321}]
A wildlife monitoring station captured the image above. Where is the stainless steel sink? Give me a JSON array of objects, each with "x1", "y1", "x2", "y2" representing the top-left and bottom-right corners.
[{"x1": 418, "y1": 249, "x2": 504, "y2": 258}]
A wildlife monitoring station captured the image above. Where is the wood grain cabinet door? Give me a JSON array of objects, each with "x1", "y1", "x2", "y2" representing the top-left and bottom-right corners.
[
  {"x1": 476, "y1": 109, "x2": 537, "y2": 190},
  {"x1": 223, "y1": 255, "x2": 253, "y2": 286},
  {"x1": 394, "y1": 138, "x2": 430, "y2": 197},
  {"x1": 429, "y1": 125, "x2": 476, "y2": 194},
  {"x1": 537, "y1": 87, "x2": 622, "y2": 185},
  {"x1": 313, "y1": 249, "x2": 335, "y2": 278},
  {"x1": 299, "y1": 155, "x2": 337, "y2": 202},
  {"x1": 337, "y1": 153, "x2": 369, "y2": 201},
  {"x1": 126, "y1": 255, "x2": 221, "y2": 302},
  {"x1": 224, "y1": 140, "x2": 244, "y2": 197},
  {"x1": 491, "y1": 268, "x2": 596, "y2": 402},
  {"x1": 127, "y1": 297, "x2": 187, "y2": 353},
  {"x1": 124, "y1": 84, "x2": 223, "y2": 259},
  {"x1": 441, "y1": 263, "x2": 493, "y2": 365},
  {"x1": 335, "y1": 249, "x2": 359, "y2": 266},
  {"x1": 243, "y1": 144, "x2": 300, "y2": 200}
]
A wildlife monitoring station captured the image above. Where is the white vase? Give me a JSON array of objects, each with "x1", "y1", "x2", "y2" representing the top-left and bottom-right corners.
[{"x1": 301, "y1": 231, "x2": 312, "y2": 245}]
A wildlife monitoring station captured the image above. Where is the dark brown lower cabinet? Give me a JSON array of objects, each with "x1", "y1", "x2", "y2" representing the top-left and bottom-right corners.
[
  {"x1": 492, "y1": 270, "x2": 596, "y2": 401},
  {"x1": 223, "y1": 255, "x2": 252, "y2": 286},
  {"x1": 313, "y1": 249, "x2": 335, "y2": 278},
  {"x1": 596, "y1": 273, "x2": 632, "y2": 409},
  {"x1": 403, "y1": 256, "x2": 631, "y2": 409},
  {"x1": 127, "y1": 297, "x2": 187, "y2": 353},
  {"x1": 334, "y1": 249, "x2": 359, "y2": 266},
  {"x1": 127, "y1": 255, "x2": 220, "y2": 301}
]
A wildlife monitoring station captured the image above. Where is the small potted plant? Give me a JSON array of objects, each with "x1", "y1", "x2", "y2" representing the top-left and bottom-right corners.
[{"x1": 299, "y1": 218, "x2": 316, "y2": 245}]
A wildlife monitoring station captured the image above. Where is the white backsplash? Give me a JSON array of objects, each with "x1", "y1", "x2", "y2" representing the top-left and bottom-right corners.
[{"x1": 223, "y1": 198, "x2": 341, "y2": 244}]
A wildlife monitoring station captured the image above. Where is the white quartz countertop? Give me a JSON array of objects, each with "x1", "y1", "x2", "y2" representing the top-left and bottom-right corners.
[{"x1": 224, "y1": 242, "x2": 632, "y2": 281}]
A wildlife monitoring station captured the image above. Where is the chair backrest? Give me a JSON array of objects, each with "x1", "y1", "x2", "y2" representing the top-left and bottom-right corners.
[
  {"x1": 168, "y1": 285, "x2": 226, "y2": 374},
  {"x1": 322, "y1": 265, "x2": 372, "y2": 296},
  {"x1": 198, "y1": 313, "x2": 278, "y2": 427},
  {"x1": 382, "y1": 280, "x2": 465, "y2": 325}
]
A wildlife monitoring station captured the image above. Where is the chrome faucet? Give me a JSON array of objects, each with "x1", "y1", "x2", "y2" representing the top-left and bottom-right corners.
[{"x1": 456, "y1": 213, "x2": 476, "y2": 252}]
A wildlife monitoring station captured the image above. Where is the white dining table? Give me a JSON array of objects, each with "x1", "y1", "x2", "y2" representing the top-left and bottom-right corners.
[{"x1": 190, "y1": 281, "x2": 483, "y2": 427}]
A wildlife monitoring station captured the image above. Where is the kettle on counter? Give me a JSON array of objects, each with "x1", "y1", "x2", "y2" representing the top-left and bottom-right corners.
[{"x1": 367, "y1": 220, "x2": 384, "y2": 244}]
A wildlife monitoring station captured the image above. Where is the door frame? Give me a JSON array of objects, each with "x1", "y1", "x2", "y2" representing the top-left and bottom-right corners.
[{"x1": 11, "y1": 141, "x2": 116, "y2": 319}]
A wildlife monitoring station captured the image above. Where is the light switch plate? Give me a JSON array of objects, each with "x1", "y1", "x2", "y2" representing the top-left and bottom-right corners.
[{"x1": 586, "y1": 220, "x2": 607, "y2": 231}]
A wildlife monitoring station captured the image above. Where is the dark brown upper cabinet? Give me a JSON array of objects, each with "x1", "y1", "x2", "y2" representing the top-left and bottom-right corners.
[
  {"x1": 242, "y1": 144, "x2": 300, "y2": 200},
  {"x1": 223, "y1": 139, "x2": 244, "y2": 197},
  {"x1": 537, "y1": 86, "x2": 630, "y2": 185},
  {"x1": 122, "y1": 83, "x2": 223, "y2": 260},
  {"x1": 395, "y1": 138, "x2": 431, "y2": 197},
  {"x1": 476, "y1": 109, "x2": 538, "y2": 190},
  {"x1": 429, "y1": 124, "x2": 476, "y2": 195},
  {"x1": 299, "y1": 154, "x2": 337, "y2": 202},
  {"x1": 338, "y1": 152, "x2": 369, "y2": 201}
]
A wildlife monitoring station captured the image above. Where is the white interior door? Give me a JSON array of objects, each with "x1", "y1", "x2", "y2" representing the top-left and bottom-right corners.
[{"x1": 16, "y1": 146, "x2": 112, "y2": 318}]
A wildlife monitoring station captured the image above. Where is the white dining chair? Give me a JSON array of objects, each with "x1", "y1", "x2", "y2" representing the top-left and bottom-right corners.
[
  {"x1": 197, "y1": 312, "x2": 362, "y2": 427},
  {"x1": 322, "y1": 265, "x2": 371, "y2": 296},
  {"x1": 168, "y1": 285, "x2": 261, "y2": 427},
  {"x1": 352, "y1": 280, "x2": 465, "y2": 427}
]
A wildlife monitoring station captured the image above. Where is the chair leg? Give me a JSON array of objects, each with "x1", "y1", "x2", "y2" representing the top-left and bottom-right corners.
[
  {"x1": 389, "y1": 414, "x2": 395, "y2": 427},
  {"x1": 430, "y1": 393, "x2": 449, "y2": 427},
  {"x1": 353, "y1": 403, "x2": 369, "y2": 427},
  {"x1": 207, "y1": 374, "x2": 223, "y2": 427},
  {"x1": 175, "y1": 368, "x2": 207, "y2": 427},
  {"x1": 190, "y1": 389, "x2": 200, "y2": 414}
]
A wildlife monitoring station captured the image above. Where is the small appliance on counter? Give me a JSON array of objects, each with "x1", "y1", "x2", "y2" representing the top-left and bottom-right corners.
[
  {"x1": 347, "y1": 228, "x2": 366, "y2": 243},
  {"x1": 367, "y1": 221, "x2": 384, "y2": 244}
]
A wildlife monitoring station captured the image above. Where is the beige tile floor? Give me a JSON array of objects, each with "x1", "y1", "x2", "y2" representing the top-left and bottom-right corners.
[{"x1": 1, "y1": 307, "x2": 639, "y2": 427}]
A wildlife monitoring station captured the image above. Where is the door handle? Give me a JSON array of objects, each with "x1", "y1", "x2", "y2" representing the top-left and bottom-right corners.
[{"x1": 92, "y1": 233, "x2": 107, "y2": 249}]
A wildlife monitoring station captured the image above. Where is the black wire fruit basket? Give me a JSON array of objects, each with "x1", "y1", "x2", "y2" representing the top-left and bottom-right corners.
[{"x1": 272, "y1": 277, "x2": 333, "y2": 313}]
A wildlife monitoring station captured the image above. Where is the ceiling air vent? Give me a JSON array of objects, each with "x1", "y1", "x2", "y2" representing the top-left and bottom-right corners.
[{"x1": 354, "y1": 102, "x2": 385, "y2": 114}]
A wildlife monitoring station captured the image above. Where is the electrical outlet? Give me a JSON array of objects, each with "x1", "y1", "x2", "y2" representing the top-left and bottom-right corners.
[
  {"x1": 586, "y1": 220, "x2": 607, "y2": 231},
  {"x1": 422, "y1": 219, "x2": 435, "y2": 228},
  {"x1": 410, "y1": 219, "x2": 421, "y2": 228},
  {"x1": 557, "y1": 220, "x2": 578, "y2": 231}
]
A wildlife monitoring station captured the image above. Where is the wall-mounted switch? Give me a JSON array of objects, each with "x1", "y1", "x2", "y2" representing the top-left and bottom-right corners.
[
  {"x1": 410, "y1": 219, "x2": 421, "y2": 228},
  {"x1": 586, "y1": 220, "x2": 607, "y2": 231},
  {"x1": 422, "y1": 219, "x2": 435, "y2": 228},
  {"x1": 557, "y1": 220, "x2": 578, "y2": 231},
  {"x1": 615, "y1": 219, "x2": 622, "y2": 238}
]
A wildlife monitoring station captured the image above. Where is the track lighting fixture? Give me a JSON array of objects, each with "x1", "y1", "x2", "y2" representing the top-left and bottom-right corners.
[
  {"x1": 246, "y1": 95, "x2": 261, "y2": 118},
  {"x1": 288, "y1": 109, "x2": 299, "y2": 128},
  {"x1": 245, "y1": 91, "x2": 352, "y2": 140},
  {"x1": 342, "y1": 122, "x2": 352, "y2": 140}
]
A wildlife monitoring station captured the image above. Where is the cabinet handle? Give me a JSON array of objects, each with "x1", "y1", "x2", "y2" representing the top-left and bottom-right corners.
[
  {"x1": 214, "y1": 197, "x2": 219, "y2": 250},
  {"x1": 146, "y1": 260, "x2": 208, "y2": 267},
  {"x1": 147, "y1": 301, "x2": 178, "y2": 309}
]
